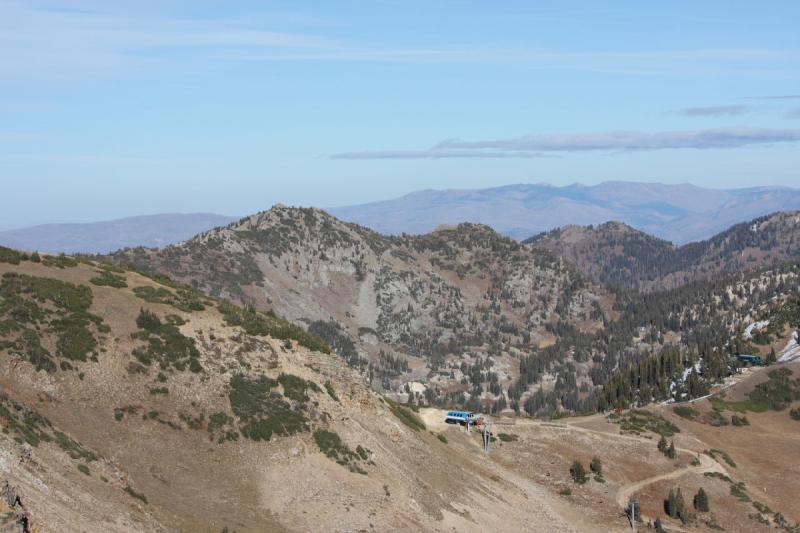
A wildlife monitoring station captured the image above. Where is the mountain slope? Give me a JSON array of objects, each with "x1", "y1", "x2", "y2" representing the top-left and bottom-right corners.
[
  {"x1": 0, "y1": 213, "x2": 238, "y2": 254},
  {"x1": 0, "y1": 252, "x2": 604, "y2": 532},
  {"x1": 108, "y1": 206, "x2": 608, "y2": 404},
  {"x1": 527, "y1": 211, "x2": 800, "y2": 290},
  {"x1": 328, "y1": 182, "x2": 800, "y2": 244}
]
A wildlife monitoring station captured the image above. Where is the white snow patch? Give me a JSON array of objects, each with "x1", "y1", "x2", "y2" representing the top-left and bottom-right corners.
[
  {"x1": 744, "y1": 320, "x2": 770, "y2": 340},
  {"x1": 778, "y1": 331, "x2": 800, "y2": 363}
]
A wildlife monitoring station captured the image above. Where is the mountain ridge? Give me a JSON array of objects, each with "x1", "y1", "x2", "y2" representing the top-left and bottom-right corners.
[
  {"x1": 0, "y1": 213, "x2": 238, "y2": 254},
  {"x1": 328, "y1": 181, "x2": 800, "y2": 244},
  {"x1": 527, "y1": 211, "x2": 800, "y2": 291}
]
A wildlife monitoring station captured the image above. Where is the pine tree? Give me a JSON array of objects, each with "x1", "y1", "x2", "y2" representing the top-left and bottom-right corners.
[
  {"x1": 766, "y1": 347, "x2": 777, "y2": 365},
  {"x1": 694, "y1": 488, "x2": 709, "y2": 512},
  {"x1": 666, "y1": 489, "x2": 677, "y2": 517},
  {"x1": 569, "y1": 460, "x2": 587, "y2": 484},
  {"x1": 667, "y1": 440, "x2": 677, "y2": 459},
  {"x1": 658, "y1": 435, "x2": 668, "y2": 453},
  {"x1": 675, "y1": 488, "x2": 689, "y2": 524}
]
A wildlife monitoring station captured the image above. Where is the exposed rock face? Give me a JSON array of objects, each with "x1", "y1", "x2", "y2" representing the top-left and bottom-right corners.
[{"x1": 111, "y1": 206, "x2": 607, "y2": 392}]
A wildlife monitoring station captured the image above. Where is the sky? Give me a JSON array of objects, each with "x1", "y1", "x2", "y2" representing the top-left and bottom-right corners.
[{"x1": 1, "y1": 0, "x2": 799, "y2": 228}]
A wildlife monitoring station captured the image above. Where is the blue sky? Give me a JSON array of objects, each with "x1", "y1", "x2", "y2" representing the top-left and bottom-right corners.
[{"x1": 1, "y1": 0, "x2": 799, "y2": 228}]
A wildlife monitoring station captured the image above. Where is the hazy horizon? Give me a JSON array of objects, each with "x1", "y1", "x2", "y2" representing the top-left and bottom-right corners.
[{"x1": 2, "y1": 1, "x2": 799, "y2": 228}]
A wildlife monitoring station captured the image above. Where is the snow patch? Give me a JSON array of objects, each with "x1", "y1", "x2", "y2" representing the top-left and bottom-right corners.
[
  {"x1": 744, "y1": 320, "x2": 769, "y2": 340},
  {"x1": 778, "y1": 331, "x2": 800, "y2": 363}
]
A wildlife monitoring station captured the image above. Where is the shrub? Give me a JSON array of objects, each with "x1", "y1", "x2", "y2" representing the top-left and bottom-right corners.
[
  {"x1": 124, "y1": 486, "x2": 148, "y2": 504},
  {"x1": 706, "y1": 448, "x2": 736, "y2": 468},
  {"x1": 437, "y1": 434, "x2": 448, "y2": 444},
  {"x1": 497, "y1": 433, "x2": 518, "y2": 442},
  {"x1": 590, "y1": 457, "x2": 602, "y2": 476},
  {"x1": 0, "y1": 246, "x2": 23, "y2": 265},
  {"x1": 132, "y1": 285, "x2": 205, "y2": 312},
  {"x1": 731, "y1": 414, "x2": 749, "y2": 426},
  {"x1": 218, "y1": 301, "x2": 329, "y2": 354},
  {"x1": 384, "y1": 398, "x2": 425, "y2": 431},
  {"x1": 673, "y1": 406, "x2": 699, "y2": 420},
  {"x1": 559, "y1": 488, "x2": 572, "y2": 496},
  {"x1": 667, "y1": 441, "x2": 677, "y2": 459},
  {"x1": 277, "y1": 373, "x2": 310, "y2": 403},
  {"x1": 136, "y1": 308, "x2": 162, "y2": 331},
  {"x1": 90, "y1": 270, "x2": 127, "y2": 288},
  {"x1": 569, "y1": 461, "x2": 587, "y2": 484},
  {"x1": 313, "y1": 429, "x2": 364, "y2": 471},
  {"x1": 790, "y1": 408, "x2": 800, "y2": 421},
  {"x1": 77, "y1": 463, "x2": 90, "y2": 476},
  {"x1": 228, "y1": 374, "x2": 309, "y2": 441},
  {"x1": 324, "y1": 381, "x2": 339, "y2": 402}
]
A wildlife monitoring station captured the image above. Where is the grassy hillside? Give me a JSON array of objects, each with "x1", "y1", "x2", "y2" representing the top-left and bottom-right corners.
[{"x1": 0, "y1": 252, "x2": 593, "y2": 532}]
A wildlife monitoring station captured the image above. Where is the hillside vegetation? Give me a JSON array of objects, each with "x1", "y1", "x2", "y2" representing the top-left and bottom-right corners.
[{"x1": 527, "y1": 211, "x2": 800, "y2": 291}]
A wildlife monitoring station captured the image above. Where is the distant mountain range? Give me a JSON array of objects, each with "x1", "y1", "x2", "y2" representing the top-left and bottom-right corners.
[
  {"x1": 3, "y1": 181, "x2": 799, "y2": 254},
  {"x1": 329, "y1": 181, "x2": 800, "y2": 244},
  {"x1": 0, "y1": 213, "x2": 238, "y2": 254}
]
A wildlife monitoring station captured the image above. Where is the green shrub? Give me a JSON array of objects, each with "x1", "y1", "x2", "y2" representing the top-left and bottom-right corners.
[
  {"x1": 497, "y1": 433, "x2": 519, "y2": 442},
  {"x1": 731, "y1": 414, "x2": 750, "y2": 426},
  {"x1": 90, "y1": 270, "x2": 127, "y2": 288},
  {"x1": 569, "y1": 460, "x2": 587, "y2": 484},
  {"x1": 313, "y1": 429, "x2": 367, "y2": 473},
  {"x1": 706, "y1": 448, "x2": 737, "y2": 468},
  {"x1": 559, "y1": 488, "x2": 571, "y2": 496},
  {"x1": 42, "y1": 254, "x2": 78, "y2": 268},
  {"x1": 124, "y1": 486, "x2": 148, "y2": 504},
  {"x1": 617, "y1": 409, "x2": 679, "y2": 436},
  {"x1": 132, "y1": 285, "x2": 205, "y2": 312},
  {"x1": 437, "y1": 434, "x2": 448, "y2": 444},
  {"x1": 132, "y1": 308, "x2": 201, "y2": 372},
  {"x1": 384, "y1": 398, "x2": 425, "y2": 431},
  {"x1": 228, "y1": 374, "x2": 308, "y2": 441},
  {"x1": 790, "y1": 408, "x2": 800, "y2": 421},
  {"x1": 77, "y1": 463, "x2": 90, "y2": 476},
  {"x1": 277, "y1": 373, "x2": 311, "y2": 403},
  {"x1": 217, "y1": 301, "x2": 329, "y2": 354},
  {"x1": 730, "y1": 482, "x2": 749, "y2": 502},
  {"x1": 0, "y1": 246, "x2": 24, "y2": 265},
  {"x1": 673, "y1": 406, "x2": 699, "y2": 420},
  {"x1": 324, "y1": 381, "x2": 339, "y2": 402}
]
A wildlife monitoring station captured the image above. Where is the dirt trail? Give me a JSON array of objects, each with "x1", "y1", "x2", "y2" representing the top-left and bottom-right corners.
[
  {"x1": 421, "y1": 408, "x2": 728, "y2": 529},
  {"x1": 614, "y1": 451, "x2": 721, "y2": 511}
]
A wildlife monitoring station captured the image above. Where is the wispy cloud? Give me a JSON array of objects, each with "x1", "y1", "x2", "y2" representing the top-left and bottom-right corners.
[
  {"x1": 750, "y1": 95, "x2": 800, "y2": 100},
  {"x1": 1, "y1": 0, "x2": 798, "y2": 89},
  {"x1": 675, "y1": 105, "x2": 749, "y2": 117},
  {"x1": 332, "y1": 127, "x2": 800, "y2": 159}
]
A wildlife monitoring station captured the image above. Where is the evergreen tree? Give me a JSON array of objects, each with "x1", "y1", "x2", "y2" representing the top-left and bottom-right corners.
[
  {"x1": 766, "y1": 347, "x2": 777, "y2": 365},
  {"x1": 658, "y1": 435, "x2": 668, "y2": 453},
  {"x1": 675, "y1": 488, "x2": 689, "y2": 524},
  {"x1": 693, "y1": 488, "x2": 709, "y2": 512},
  {"x1": 667, "y1": 440, "x2": 677, "y2": 459},
  {"x1": 569, "y1": 460, "x2": 587, "y2": 484},
  {"x1": 666, "y1": 489, "x2": 677, "y2": 517}
]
